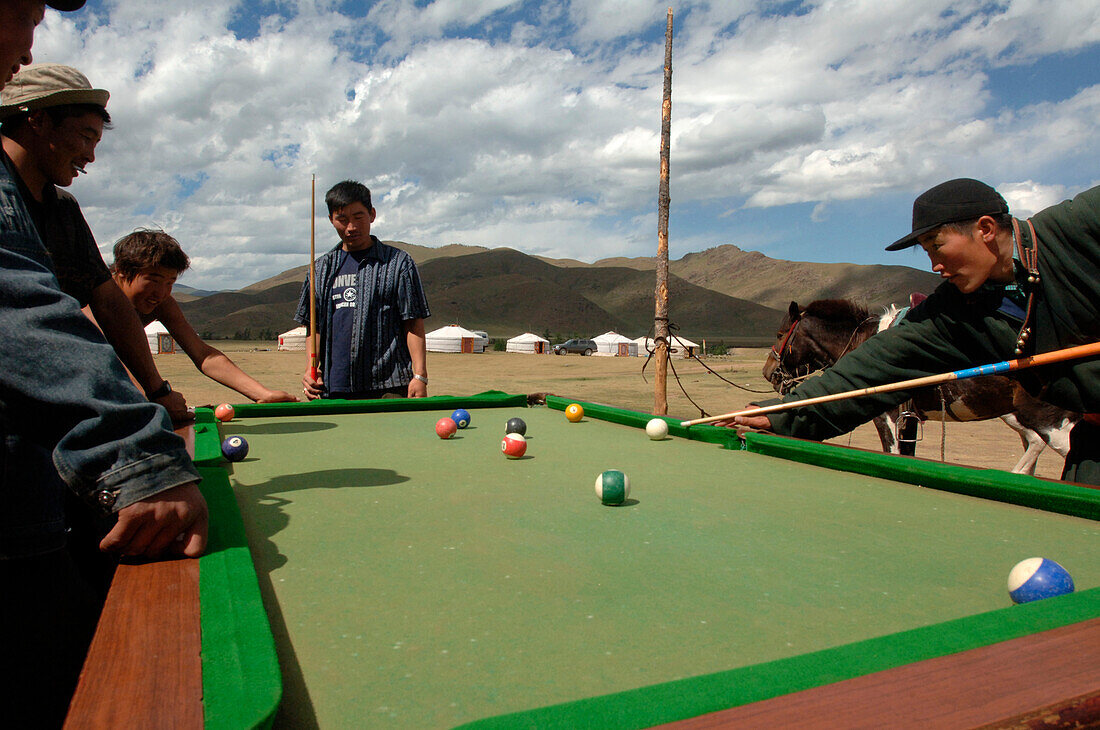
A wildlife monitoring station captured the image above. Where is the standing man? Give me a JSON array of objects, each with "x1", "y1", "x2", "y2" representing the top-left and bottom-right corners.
[
  {"x1": 729, "y1": 179, "x2": 1099, "y2": 484},
  {"x1": 0, "y1": 2, "x2": 207, "y2": 724},
  {"x1": 1, "y1": 62, "x2": 191, "y2": 424},
  {"x1": 297, "y1": 180, "x2": 431, "y2": 399}
]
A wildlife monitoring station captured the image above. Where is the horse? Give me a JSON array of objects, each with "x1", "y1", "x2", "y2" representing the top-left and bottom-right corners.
[{"x1": 763, "y1": 299, "x2": 1077, "y2": 475}]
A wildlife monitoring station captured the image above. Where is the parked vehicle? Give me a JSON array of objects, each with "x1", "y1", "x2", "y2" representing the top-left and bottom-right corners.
[{"x1": 553, "y1": 338, "x2": 597, "y2": 356}]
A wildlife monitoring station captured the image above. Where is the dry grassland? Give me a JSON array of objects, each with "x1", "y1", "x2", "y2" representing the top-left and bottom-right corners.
[{"x1": 155, "y1": 342, "x2": 1066, "y2": 480}]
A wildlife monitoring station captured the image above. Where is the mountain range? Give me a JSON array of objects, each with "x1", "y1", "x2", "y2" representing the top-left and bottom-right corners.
[{"x1": 178, "y1": 242, "x2": 942, "y2": 345}]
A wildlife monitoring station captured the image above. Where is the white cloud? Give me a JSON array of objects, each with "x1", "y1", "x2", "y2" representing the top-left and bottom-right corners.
[
  {"x1": 566, "y1": 0, "x2": 667, "y2": 44},
  {"x1": 998, "y1": 181, "x2": 1068, "y2": 219},
  {"x1": 25, "y1": 0, "x2": 1100, "y2": 289}
]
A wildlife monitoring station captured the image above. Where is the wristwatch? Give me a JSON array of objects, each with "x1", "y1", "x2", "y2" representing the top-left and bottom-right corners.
[
  {"x1": 412, "y1": 374, "x2": 428, "y2": 385},
  {"x1": 147, "y1": 380, "x2": 173, "y2": 400}
]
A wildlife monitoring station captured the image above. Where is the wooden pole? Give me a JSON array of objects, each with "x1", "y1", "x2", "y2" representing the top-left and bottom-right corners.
[
  {"x1": 680, "y1": 341, "x2": 1100, "y2": 427},
  {"x1": 654, "y1": 7, "x2": 674, "y2": 415},
  {"x1": 308, "y1": 174, "x2": 318, "y2": 382}
]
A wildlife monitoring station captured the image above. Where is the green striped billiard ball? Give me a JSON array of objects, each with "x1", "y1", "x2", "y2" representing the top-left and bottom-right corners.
[{"x1": 594, "y1": 469, "x2": 630, "y2": 505}]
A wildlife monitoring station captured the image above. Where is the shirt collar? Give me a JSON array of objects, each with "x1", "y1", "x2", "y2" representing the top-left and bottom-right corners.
[{"x1": 331, "y1": 235, "x2": 384, "y2": 261}]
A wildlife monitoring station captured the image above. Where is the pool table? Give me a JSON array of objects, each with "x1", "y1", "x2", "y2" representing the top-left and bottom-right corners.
[{"x1": 65, "y1": 393, "x2": 1100, "y2": 728}]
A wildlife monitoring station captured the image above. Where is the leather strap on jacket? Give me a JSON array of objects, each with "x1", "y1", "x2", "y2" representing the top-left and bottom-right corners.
[{"x1": 1011, "y1": 217, "x2": 1041, "y2": 355}]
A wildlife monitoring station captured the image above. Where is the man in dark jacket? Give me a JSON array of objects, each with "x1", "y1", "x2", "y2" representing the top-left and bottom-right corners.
[{"x1": 731, "y1": 179, "x2": 1099, "y2": 484}]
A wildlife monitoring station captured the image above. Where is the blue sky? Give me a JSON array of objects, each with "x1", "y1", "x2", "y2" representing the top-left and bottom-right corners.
[{"x1": 29, "y1": 0, "x2": 1100, "y2": 290}]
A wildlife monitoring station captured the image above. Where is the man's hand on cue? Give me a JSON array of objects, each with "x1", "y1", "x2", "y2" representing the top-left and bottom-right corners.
[
  {"x1": 302, "y1": 368, "x2": 324, "y2": 400},
  {"x1": 712, "y1": 413, "x2": 773, "y2": 432}
]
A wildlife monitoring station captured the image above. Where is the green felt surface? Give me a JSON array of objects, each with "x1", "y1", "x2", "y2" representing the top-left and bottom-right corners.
[{"x1": 200, "y1": 399, "x2": 1100, "y2": 729}]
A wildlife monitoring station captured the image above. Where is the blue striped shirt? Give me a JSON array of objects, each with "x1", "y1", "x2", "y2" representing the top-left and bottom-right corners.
[{"x1": 295, "y1": 237, "x2": 430, "y2": 393}]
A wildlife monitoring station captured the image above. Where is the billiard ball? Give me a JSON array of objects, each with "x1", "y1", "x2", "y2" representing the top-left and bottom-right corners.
[
  {"x1": 565, "y1": 403, "x2": 584, "y2": 422},
  {"x1": 646, "y1": 418, "x2": 669, "y2": 440},
  {"x1": 221, "y1": 436, "x2": 249, "y2": 462},
  {"x1": 502, "y1": 433, "x2": 527, "y2": 459},
  {"x1": 595, "y1": 469, "x2": 630, "y2": 505},
  {"x1": 214, "y1": 403, "x2": 235, "y2": 422},
  {"x1": 436, "y1": 417, "x2": 458, "y2": 439},
  {"x1": 451, "y1": 408, "x2": 472, "y2": 429},
  {"x1": 505, "y1": 417, "x2": 527, "y2": 436},
  {"x1": 1007, "y1": 557, "x2": 1075, "y2": 604}
]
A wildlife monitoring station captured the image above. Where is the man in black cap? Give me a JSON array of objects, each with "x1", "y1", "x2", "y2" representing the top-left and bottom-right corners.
[{"x1": 729, "y1": 178, "x2": 1100, "y2": 485}]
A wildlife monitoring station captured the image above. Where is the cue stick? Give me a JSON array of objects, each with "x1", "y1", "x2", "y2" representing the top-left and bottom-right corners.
[
  {"x1": 680, "y1": 340, "x2": 1100, "y2": 427},
  {"x1": 308, "y1": 174, "x2": 318, "y2": 382}
]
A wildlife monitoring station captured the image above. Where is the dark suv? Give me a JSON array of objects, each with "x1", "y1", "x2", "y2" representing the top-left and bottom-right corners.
[{"x1": 553, "y1": 338, "x2": 598, "y2": 356}]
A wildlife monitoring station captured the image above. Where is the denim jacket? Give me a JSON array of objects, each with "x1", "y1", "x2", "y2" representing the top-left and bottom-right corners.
[{"x1": 1, "y1": 163, "x2": 200, "y2": 558}]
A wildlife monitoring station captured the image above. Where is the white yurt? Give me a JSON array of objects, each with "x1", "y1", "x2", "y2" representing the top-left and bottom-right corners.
[
  {"x1": 593, "y1": 331, "x2": 638, "y2": 357},
  {"x1": 144, "y1": 320, "x2": 175, "y2": 354},
  {"x1": 505, "y1": 332, "x2": 550, "y2": 354},
  {"x1": 633, "y1": 334, "x2": 700, "y2": 358},
  {"x1": 426, "y1": 324, "x2": 488, "y2": 353},
  {"x1": 278, "y1": 326, "x2": 307, "y2": 351}
]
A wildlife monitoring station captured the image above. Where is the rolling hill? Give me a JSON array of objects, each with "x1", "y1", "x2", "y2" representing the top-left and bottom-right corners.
[
  {"x1": 563, "y1": 244, "x2": 942, "y2": 311},
  {"x1": 178, "y1": 241, "x2": 940, "y2": 343}
]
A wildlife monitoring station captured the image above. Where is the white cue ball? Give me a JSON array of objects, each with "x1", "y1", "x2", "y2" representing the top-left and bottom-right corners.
[{"x1": 646, "y1": 418, "x2": 669, "y2": 440}]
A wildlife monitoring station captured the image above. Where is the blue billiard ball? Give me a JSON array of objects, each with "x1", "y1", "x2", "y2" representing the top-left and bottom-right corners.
[
  {"x1": 1007, "y1": 557, "x2": 1075, "y2": 604},
  {"x1": 221, "y1": 436, "x2": 249, "y2": 462},
  {"x1": 451, "y1": 408, "x2": 471, "y2": 429}
]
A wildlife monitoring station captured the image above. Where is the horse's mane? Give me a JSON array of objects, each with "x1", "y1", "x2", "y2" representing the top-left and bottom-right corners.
[{"x1": 802, "y1": 299, "x2": 871, "y2": 326}]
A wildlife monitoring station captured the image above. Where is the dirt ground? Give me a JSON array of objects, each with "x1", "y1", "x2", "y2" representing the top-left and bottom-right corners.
[{"x1": 157, "y1": 343, "x2": 1067, "y2": 481}]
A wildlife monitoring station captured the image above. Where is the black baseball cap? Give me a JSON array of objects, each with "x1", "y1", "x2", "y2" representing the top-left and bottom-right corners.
[
  {"x1": 886, "y1": 178, "x2": 1009, "y2": 251},
  {"x1": 46, "y1": 0, "x2": 87, "y2": 10}
]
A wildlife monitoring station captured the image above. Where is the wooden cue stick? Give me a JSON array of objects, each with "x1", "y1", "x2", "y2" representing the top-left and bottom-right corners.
[
  {"x1": 681, "y1": 341, "x2": 1100, "y2": 427},
  {"x1": 308, "y1": 174, "x2": 318, "y2": 381}
]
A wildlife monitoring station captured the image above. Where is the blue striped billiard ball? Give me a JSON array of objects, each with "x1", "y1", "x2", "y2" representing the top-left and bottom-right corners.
[{"x1": 1007, "y1": 557, "x2": 1074, "y2": 604}]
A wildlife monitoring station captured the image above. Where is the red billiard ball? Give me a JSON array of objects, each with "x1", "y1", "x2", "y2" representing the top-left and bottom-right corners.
[
  {"x1": 214, "y1": 403, "x2": 235, "y2": 422},
  {"x1": 436, "y1": 417, "x2": 458, "y2": 439},
  {"x1": 501, "y1": 433, "x2": 527, "y2": 459}
]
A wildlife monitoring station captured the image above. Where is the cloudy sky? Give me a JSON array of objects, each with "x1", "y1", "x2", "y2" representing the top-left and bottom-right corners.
[{"x1": 29, "y1": 0, "x2": 1100, "y2": 290}]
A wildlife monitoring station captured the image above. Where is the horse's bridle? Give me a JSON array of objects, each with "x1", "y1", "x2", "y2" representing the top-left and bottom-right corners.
[
  {"x1": 768, "y1": 313, "x2": 816, "y2": 394},
  {"x1": 770, "y1": 315, "x2": 802, "y2": 365},
  {"x1": 768, "y1": 311, "x2": 878, "y2": 394}
]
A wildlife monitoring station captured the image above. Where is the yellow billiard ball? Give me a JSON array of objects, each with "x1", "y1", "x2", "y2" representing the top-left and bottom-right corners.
[{"x1": 565, "y1": 403, "x2": 584, "y2": 422}]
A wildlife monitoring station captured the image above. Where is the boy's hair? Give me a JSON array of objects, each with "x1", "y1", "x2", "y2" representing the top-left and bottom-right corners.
[
  {"x1": 0, "y1": 103, "x2": 113, "y2": 135},
  {"x1": 112, "y1": 229, "x2": 190, "y2": 280},
  {"x1": 325, "y1": 180, "x2": 372, "y2": 216}
]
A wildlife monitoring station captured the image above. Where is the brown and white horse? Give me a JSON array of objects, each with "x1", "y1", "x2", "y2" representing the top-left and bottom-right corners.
[{"x1": 763, "y1": 299, "x2": 1077, "y2": 474}]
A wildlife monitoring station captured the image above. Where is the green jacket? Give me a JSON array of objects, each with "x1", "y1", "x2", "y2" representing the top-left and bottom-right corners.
[{"x1": 768, "y1": 184, "x2": 1100, "y2": 440}]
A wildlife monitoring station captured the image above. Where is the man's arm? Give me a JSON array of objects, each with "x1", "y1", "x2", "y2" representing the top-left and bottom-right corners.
[
  {"x1": 1, "y1": 243, "x2": 206, "y2": 558},
  {"x1": 404, "y1": 318, "x2": 427, "y2": 397},
  {"x1": 157, "y1": 297, "x2": 297, "y2": 403},
  {"x1": 87, "y1": 279, "x2": 191, "y2": 422}
]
